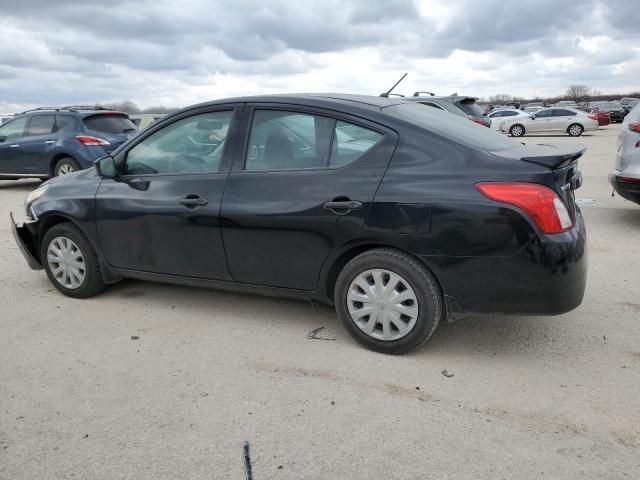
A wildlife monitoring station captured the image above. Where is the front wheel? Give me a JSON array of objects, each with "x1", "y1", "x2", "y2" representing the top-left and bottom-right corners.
[
  {"x1": 334, "y1": 248, "x2": 443, "y2": 354},
  {"x1": 41, "y1": 223, "x2": 106, "y2": 298},
  {"x1": 509, "y1": 124, "x2": 525, "y2": 137},
  {"x1": 567, "y1": 123, "x2": 584, "y2": 137}
]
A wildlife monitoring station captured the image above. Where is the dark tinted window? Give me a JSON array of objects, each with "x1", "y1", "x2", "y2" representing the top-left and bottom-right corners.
[
  {"x1": 456, "y1": 98, "x2": 485, "y2": 116},
  {"x1": 26, "y1": 115, "x2": 55, "y2": 136},
  {"x1": 83, "y1": 114, "x2": 137, "y2": 134},
  {"x1": 332, "y1": 121, "x2": 382, "y2": 167},
  {"x1": 534, "y1": 109, "x2": 554, "y2": 118},
  {"x1": 56, "y1": 115, "x2": 74, "y2": 130},
  {"x1": 502, "y1": 111, "x2": 518, "y2": 117},
  {"x1": 384, "y1": 103, "x2": 519, "y2": 151},
  {"x1": 553, "y1": 109, "x2": 576, "y2": 117},
  {"x1": 125, "y1": 111, "x2": 233, "y2": 175}
]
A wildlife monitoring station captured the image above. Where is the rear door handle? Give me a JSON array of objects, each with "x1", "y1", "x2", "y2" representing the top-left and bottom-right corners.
[
  {"x1": 44, "y1": 140, "x2": 55, "y2": 145},
  {"x1": 323, "y1": 200, "x2": 363, "y2": 215},
  {"x1": 9, "y1": 144, "x2": 19, "y2": 148},
  {"x1": 179, "y1": 196, "x2": 208, "y2": 207}
]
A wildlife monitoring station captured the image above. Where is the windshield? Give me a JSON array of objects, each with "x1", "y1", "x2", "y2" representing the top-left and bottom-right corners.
[
  {"x1": 384, "y1": 103, "x2": 520, "y2": 151},
  {"x1": 83, "y1": 114, "x2": 137, "y2": 134}
]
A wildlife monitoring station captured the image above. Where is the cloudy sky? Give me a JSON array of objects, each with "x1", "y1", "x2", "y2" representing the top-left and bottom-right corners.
[{"x1": 0, "y1": 0, "x2": 638, "y2": 111}]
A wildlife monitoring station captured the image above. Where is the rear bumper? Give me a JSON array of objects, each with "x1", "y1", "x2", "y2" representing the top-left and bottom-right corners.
[
  {"x1": 10, "y1": 213, "x2": 43, "y2": 270},
  {"x1": 425, "y1": 209, "x2": 587, "y2": 318},
  {"x1": 610, "y1": 174, "x2": 640, "y2": 205}
]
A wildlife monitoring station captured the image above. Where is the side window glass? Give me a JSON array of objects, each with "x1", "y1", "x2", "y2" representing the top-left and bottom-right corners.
[
  {"x1": 26, "y1": 115, "x2": 56, "y2": 136},
  {"x1": 331, "y1": 121, "x2": 383, "y2": 167},
  {"x1": 419, "y1": 102, "x2": 445, "y2": 111},
  {"x1": 56, "y1": 115, "x2": 74, "y2": 131},
  {"x1": 124, "y1": 111, "x2": 233, "y2": 175},
  {"x1": 504, "y1": 111, "x2": 517, "y2": 117},
  {"x1": 535, "y1": 109, "x2": 553, "y2": 118},
  {"x1": 246, "y1": 110, "x2": 334, "y2": 171},
  {"x1": 0, "y1": 117, "x2": 28, "y2": 141},
  {"x1": 554, "y1": 109, "x2": 575, "y2": 117}
]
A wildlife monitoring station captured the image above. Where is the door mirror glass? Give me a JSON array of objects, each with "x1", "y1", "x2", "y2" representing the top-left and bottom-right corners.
[{"x1": 95, "y1": 155, "x2": 117, "y2": 178}]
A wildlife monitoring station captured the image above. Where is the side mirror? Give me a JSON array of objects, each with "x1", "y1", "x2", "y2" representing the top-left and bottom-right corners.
[
  {"x1": 0, "y1": 136, "x2": 6, "y2": 143},
  {"x1": 95, "y1": 155, "x2": 118, "y2": 178},
  {"x1": 530, "y1": 115, "x2": 536, "y2": 120}
]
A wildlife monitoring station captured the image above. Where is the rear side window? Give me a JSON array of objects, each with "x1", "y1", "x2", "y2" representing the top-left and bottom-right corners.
[
  {"x1": 56, "y1": 115, "x2": 74, "y2": 130},
  {"x1": 83, "y1": 114, "x2": 137, "y2": 134},
  {"x1": 384, "y1": 103, "x2": 520, "y2": 151},
  {"x1": 419, "y1": 102, "x2": 446, "y2": 111},
  {"x1": 535, "y1": 109, "x2": 554, "y2": 118},
  {"x1": 456, "y1": 98, "x2": 485, "y2": 117},
  {"x1": 26, "y1": 115, "x2": 55, "y2": 136},
  {"x1": 554, "y1": 109, "x2": 576, "y2": 117},
  {"x1": 245, "y1": 110, "x2": 382, "y2": 171}
]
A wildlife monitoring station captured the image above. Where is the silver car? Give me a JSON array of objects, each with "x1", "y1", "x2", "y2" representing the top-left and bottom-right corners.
[
  {"x1": 500, "y1": 107, "x2": 599, "y2": 137},
  {"x1": 610, "y1": 103, "x2": 640, "y2": 205}
]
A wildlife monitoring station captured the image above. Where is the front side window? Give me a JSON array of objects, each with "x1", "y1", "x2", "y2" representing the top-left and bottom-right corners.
[
  {"x1": 245, "y1": 110, "x2": 382, "y2": 171},
  {"x1": 503, "y1": 111, "x2": 518, "y2": 117},
  {"x1": 0, "y1": 117, "x2": 28, "y2": 141},
  {"x1": 26, "y1": 115, "x2": 56, "y2": 136},
  {"x1": 124, "y1": 111, "x2": 234, "y2": 175}
]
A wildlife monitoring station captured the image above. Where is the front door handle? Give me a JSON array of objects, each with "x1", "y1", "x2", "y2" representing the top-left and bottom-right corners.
[
  {"x1": 9, "y1": 144, "x2": 19, "y2": 148},
  {"x1": 44, "y1": 140, "x2": 55, "y2": 145},
  {"x1": 323, "y1": 200, "x2": 363, "y2": 215},
  {"x1": 179, "y1": 195, "x2": 208, "y2": 207}
]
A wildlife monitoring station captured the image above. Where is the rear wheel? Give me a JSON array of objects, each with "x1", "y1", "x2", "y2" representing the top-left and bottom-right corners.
[
  {"x1": 334, "y1": 248, "x2": 442, "y2": 354},
  {"x1": 41, "y1": 223, "x2": 106, "y2": 298},
  {"x1": 54, "y1": 157, "x2": 81, "y2": 176},
  {"x1": 509, "y1": 124, "x2": 525, "y2": 137},
  {"x1": 567, "y1": 123, "x2": 583, "y2": 137}
]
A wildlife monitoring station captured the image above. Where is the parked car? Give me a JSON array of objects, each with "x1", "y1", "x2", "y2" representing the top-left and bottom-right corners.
[
  {"x1": 1, "y1": 113, "x2": 14, "y2": 124},
  {"x1": 610, "y1": 103, "x2": 640, "y2": 205},
  {"x1": 500, "y1": 107, "x2": 599, "y2": 137},
  {"x1": 574, "y1": 106, "x2": 610, "y2": 126},
  {"x1": 403, "y1": 93, "x2": 491, "y2": 127},
  {"x1": 620, "y1": 97, "x2": 640, "y2": 110},
  {"x1": 591, "y1": 102, "x2": 626, "y2": 123},
  {"x1": 130, "y1": 113, "x2": 167, "y2": 130},
  {"x1": 523, "y1": 106, "x2": 543, "y2": 114},
  {"x1": 11, "y1": 94, "x2": 587, "y2": 354},
  {"x1": 487, "y1": 109, "x2": 530, "y2": 130},
  {"x1": 0, "y1": 106, "x2": 137, "y2": 179},
  {"x1": 504, "y1": 101, "x2": 521, "y2": 110}
]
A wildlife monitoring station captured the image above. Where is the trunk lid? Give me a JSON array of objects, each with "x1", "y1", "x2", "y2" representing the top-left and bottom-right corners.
[{"x1": 490, "y1": 143, "x2": 585, "y2": 220}]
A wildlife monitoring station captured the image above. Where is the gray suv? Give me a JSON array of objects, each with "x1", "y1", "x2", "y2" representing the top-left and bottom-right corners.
[
  {"x1": 402, "y1": 93, "x2": 490, "y2": 127},
  {"x1": 610, "y1": 102, "x2": 640, "y2": 205}
]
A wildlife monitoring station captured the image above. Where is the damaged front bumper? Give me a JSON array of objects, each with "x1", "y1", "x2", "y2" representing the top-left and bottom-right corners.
[{"x1": 10, "y1": 213, "x2": 43, "y2": 270}]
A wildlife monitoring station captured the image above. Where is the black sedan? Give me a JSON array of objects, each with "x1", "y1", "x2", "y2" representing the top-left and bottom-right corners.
[{"x1": 11, "y1": 94, "x2": 587, "y2": 354}]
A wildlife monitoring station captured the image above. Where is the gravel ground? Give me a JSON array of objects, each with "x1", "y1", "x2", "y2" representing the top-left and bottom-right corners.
[{"x1": 1, "y1": 124, "x2": 639, "y2": 479}]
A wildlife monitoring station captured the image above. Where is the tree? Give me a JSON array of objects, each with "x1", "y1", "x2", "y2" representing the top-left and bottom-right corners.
[
  {"x1": 566, "y1": 85, "x2": 592, "y2": 104},
  {"x1": 98, "y1": 100, "x2": 141, "y2": 114},
  {"x1": 488, "y1": 94, "x2": 513, "y2": 103}
]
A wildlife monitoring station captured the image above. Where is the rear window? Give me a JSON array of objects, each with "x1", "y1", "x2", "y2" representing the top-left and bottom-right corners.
[
  {"x1": 456, "y1": 98, "x2": 485, "y2": 117},
  {"x1": 384, "y1": 103, "x2": 520, "y2": 151},
  {"x1": 83, "y1": 114, "x2": 137, "y2": 134}
]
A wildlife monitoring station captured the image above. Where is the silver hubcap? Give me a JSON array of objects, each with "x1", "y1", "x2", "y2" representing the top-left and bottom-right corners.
[
  {"x1": 58, "y1": 164, "x2": 75, "y2": 175},
  {"x1": 512, "y1": 126, "x2": 523, "y2": 136},
  {"x1": 347, "y1": 269, "x2": 419, "y2": 341},
  {"x1": 569, "y1": 125, "x2": 581, "y2": 136},
  {"x1": 47, "y1": 236, "x2": 86, "y2": 289}
]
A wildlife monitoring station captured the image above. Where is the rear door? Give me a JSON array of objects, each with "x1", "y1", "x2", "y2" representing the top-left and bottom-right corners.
[
  {"x1": 552, "y1": 109, "x2": 578, "y2": 133},
  {"x1": 528, "y1": 108, "x2": 554, "y2": 132},
  {"x1": 95, "y1": 106, "x2": 241, "y2": 279},
  {"x1": 220, "y1": 105, "x2": 397, "y2": 290},
  {"x1": 0, "y1": 117, "x2": 29, "y2": 175},
  {"x1": 20, "y1": 114, "x2": 57, "y2": 175}
]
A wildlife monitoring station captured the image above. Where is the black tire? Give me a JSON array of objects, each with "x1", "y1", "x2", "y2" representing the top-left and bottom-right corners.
[
  {"x1": 54, "y1": 157, "x2": 81, "y2": 176},
  {"x1": 567, "y1": 123, "x2": 583, "y2": 137},
  {"x1": 509, "y1": 124, "x2": 525, "y2": 137},
  {"x1": 334, "y1": 248, "x2": 443, "y2": 354},
  {"x1": 41, "y1": 223, "x2": 107, "y2": 298}
]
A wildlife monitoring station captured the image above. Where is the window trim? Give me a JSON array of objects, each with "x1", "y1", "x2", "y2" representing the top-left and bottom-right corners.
[
  {"x1": 115, "y1": 105, "x2": 242, "y2": 178},
  {"x1": 238, "y1": 105, "x2": 388, "y2": 174}
]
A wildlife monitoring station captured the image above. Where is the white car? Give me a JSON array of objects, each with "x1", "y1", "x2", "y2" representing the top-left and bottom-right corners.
[
  {"x1": 500, "y1": 107, "x2": 599, "y2": 137},
  {"x1": 487, "y1": 109, "x2": 530, "y2": 130}
]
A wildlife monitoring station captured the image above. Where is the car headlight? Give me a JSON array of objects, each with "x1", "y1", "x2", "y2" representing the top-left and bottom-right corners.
[{"x1": 25, "y1": 184, "x2": 49, "y2": 215}]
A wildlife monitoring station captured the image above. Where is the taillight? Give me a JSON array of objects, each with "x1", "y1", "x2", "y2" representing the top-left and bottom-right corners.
[
  {"x1": 75, "y1": 135, "x2": 110, "y2": 146},
  {"x1": 619, "y1": 176, "x2": 640, "y2": 182},
  {"x1": 588, "y1": 114, "x2": 598, "y2": 120},
  {"x1": 476, "y1": 182, "x2": 573, "y2": 234},
  {"x1": 628, "y1": 122, "x2": 640, "y2": 133}
]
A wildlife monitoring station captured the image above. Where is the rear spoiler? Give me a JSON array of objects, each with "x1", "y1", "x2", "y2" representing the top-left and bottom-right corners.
[{"x1": 492, "y1": 143, "x2": 586, "y2": 169}]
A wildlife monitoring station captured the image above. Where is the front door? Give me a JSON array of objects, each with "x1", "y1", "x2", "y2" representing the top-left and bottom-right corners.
[
  {"x1": 527, "y1": 109, "x2": 554, "y2": 132},
  {"x1": 95, "y1": 108, "x2": 241, "y2": 280},
  {"x1": 220, "y1": 106, "x2": 397, "y2": 290},
  {"x1": 0, "y1": 117, "x2": 29, "y2": 175}
]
